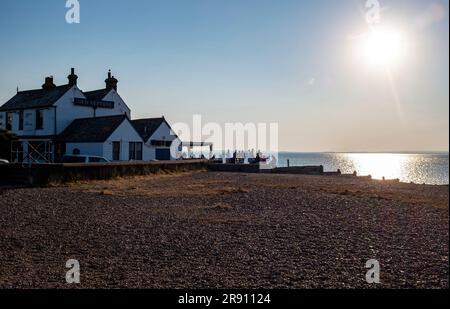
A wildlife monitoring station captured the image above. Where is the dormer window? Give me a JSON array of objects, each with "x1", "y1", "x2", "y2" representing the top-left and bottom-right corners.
[{"x1": 35, "y1": 109, "x2": 44, "y2": 130}]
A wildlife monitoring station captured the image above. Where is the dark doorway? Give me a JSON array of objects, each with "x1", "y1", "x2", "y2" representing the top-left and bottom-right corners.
[
  {"x1": 113, "y1": 142, "x2": 121, "y2": 161},
  {"x1": 54, "y1": 142, "x2": 66, "y2": 163},
  {"x1": 155, "y1": 148, "x2": 171, "y2": 161}
]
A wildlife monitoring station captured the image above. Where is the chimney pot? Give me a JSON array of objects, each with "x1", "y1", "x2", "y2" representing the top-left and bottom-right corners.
[
  {"x1": 42, "y1": 76, "x2": 56, "y2": 90},
  {"x1": 105, "y1": 70, "x2": 118, "y2": 91},
  {"x1": 67, "y1": 68, "x2": 78, "y2": 86}
]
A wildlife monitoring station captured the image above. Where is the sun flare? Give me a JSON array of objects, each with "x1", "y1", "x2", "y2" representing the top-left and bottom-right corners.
[{"x1": 359, "y1": 29, "x2": 406, "y2": 69}]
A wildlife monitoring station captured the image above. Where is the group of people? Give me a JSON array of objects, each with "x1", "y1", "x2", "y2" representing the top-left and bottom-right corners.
[
  {"x1": 229, "y1": 149, "x2": 257, "y2": 163},
  {"x1": 221, "y1": 149, "x2": 257, "y2": 164},
  {"x1": 226, "y1": 150, "x2": 277, "y2": 167},
  {"x1": 181, "y1": 149, "x2": 277, "y2": 168}
]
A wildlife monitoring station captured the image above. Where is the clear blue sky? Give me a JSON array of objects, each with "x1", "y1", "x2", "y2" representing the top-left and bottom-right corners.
[{"x1": 0, "y1": 0, "x2": 448, "y2": 152}]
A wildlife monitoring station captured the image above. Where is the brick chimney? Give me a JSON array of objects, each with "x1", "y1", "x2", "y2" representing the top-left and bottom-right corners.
[
  {"x1": 105, "y1": 70, "x2": 118, "y2": 91},
  {"x1": 42, "y1": 76, "x2": 56, "y2": 90},
  {"x1": 67, "y1": 68, "x2": 78, "y2": 86}
]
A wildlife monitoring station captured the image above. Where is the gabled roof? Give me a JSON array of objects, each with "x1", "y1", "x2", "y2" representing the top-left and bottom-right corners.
[
  {"x1": 83, "y1": 88, "x2": 111, "y2": 101},
  {"x1": 131, "y1": 118, "x2": 166, "y2": 142},
  {"x1": 58, "y1": 115, "x2": 128, "y2": 143},
  {"x1": 0, "y1": 84, "x2": 73, "y2": 112}
]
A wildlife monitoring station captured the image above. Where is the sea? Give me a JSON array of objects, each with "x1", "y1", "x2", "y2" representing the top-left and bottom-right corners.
[{"x1": 277, "y1": 152, "x2": 449, "y2": 185}]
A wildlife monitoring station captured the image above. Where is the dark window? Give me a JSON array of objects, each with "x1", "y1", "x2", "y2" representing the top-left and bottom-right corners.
[
  {"x1": 35, "y1": 109, "x2": 44, "y2": 130},
  {"x1": 136, "y1": 142, "x2": 143, "y2": 160},
  {"x1": 129, "y1": 142, "x2": 143, "y2": 160},
  {"x1": 18, "y1": 111, "x2": 24, "y2": 131},
  {"x1": 150, "y1": 140, "x2": 172, "y2": 147},
  {"x1": 6, "y1": 112, "x2": 12, "y2": 131},
  {"x1": 129, "y1": 142, "x2": 136, "y2": 160},
  {"x1": 113, "y1": 142, "x2": 121, "y2": 161}
]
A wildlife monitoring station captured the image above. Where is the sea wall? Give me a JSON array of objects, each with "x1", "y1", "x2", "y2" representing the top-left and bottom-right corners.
[
  {"x1": 0, "y1": 161, "x2": 327, "y2": 186},
  {"x1": 0, "y1": 160, "x2": 207, "y2": 186},
  {"x1": 272, "y1": 165, "x2": 324, "y2": 175},
  {"x1": 206, "y1": 163, "x2": 324, "y2": 175},
  {"x1": 206, "y1": 163, "x2": 262, "y2": 173}
]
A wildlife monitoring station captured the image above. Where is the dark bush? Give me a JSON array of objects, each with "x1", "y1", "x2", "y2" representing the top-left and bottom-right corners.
[{"x1": 0, "y1": 129, "x2": 17, "y2": 161}]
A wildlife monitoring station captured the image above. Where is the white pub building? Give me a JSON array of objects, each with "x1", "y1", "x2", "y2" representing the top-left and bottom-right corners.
[{"x1": 0, "y1": 68, "x2": 180, "y2": 163}]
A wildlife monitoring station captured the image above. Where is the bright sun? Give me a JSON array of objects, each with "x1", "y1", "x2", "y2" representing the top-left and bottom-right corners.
[{"x1": 360, "y1": 29, "x2": 406, "y2": 69}]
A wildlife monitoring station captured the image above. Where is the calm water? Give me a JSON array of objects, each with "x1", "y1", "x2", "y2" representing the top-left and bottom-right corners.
[{"x1": 278, "y1": 152, "x2": 449, "y2": 185}]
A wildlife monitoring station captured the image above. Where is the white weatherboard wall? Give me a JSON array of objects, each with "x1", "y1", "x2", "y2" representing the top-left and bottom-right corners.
[
  {"x1": 143, "y1": 121, "x2": 180, "y2": 160},
  {"x1": 0, "y1": 86, "x2": 77, "y2": 136},
  {"x1": 0, "y1": 111, "x2": 16, "y2": 132},
  {"x1": 55, "y1": 87, "x2": 131, "y2": 135},
  {"x1": 0, "y1": 108, "x2": 57, "y2": 137},
  {"x1": 96, "y1": 90, "x2": 131, "y2": 118},
  {"x1": 55, "y1": 86, "x2": 93, "y2": 134},
  {"x1": 23, "y1": 108, "x2": 56, "y2": 136},
  {"x1": 66, "y1": 143, "x2": 104, "y2": 157},
  {"x1": 102, "y1": 119, "x2": 143, "y2": 161}
]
